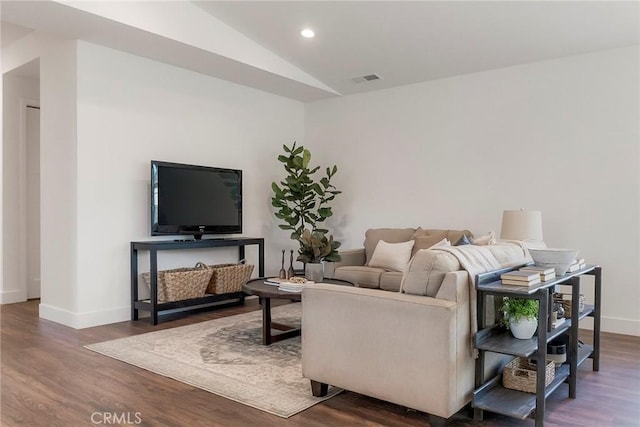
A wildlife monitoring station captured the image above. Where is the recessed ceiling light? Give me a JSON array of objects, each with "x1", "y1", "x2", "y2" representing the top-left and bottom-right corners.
[{"x1": 301, "y1": 28, "x2": 315, "y2": 38}]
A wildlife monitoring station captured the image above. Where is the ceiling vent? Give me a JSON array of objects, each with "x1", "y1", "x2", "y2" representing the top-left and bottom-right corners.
[{"x1": 352, "y1": 74, "x2": 382, "y2": 83}]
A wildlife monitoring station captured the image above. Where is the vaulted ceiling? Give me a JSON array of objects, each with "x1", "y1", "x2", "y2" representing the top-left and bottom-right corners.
[{"x1": 2, "y1": 1, "x2": 638, "y2": 101}]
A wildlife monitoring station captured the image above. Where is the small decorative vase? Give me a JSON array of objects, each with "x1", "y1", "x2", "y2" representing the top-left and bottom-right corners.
[
  {"x1": 509, "y1": 317, "x2": 538, "y2": 339},
  {"x1": 305, "y1": 262, "x2": 324, "y2": 283},
  {"x1": 287, "y1": 250, "x2": 295, "y2": 279},
  {"x1": 279, "y1": 249, "x2": 287, "y2": 279}
]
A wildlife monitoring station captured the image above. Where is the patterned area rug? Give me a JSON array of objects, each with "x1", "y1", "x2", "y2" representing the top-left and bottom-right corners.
[{"x1": 84, "y1": 303, "x2": 341, "y2": 418}]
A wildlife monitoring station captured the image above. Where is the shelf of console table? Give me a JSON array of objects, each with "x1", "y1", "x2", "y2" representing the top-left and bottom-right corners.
[
  {"x1": 472, "y1": 265, "x2": 601, "y2": 427},
  {"x1": 130, "y1": 237, "x2": 264, "y2": 325},
  {"x1": 473, "y1": 344, "x2": 594, "y2": 420}
]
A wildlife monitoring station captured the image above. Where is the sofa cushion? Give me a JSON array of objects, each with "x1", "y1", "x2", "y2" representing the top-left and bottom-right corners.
[
  {"x1": 364, "y1": 228, "x2": 416, "y2": 264},
  {"x1": 411, "y1": 230, "x2": 449, "y2": 255},
  {"x1": 369, "y1": 240, "x2": 415, "y2": 272},
  {"x1": 411, "y1": 228, "x2": 473, "y2": 255},
  {"x1": 380, "y1": 271, "x2": 403, "y2": 292},
  {"x1": 334, "y1": 266, "x2": 386, "y2": 288},
  {"x1": 401, "y1": 250, "x2": 461, "y2": 297}
]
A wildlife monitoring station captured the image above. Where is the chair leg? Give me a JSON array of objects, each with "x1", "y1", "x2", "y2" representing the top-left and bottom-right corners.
[{"x1": 310, "y1": 380, "x2": 328, "y2": 397}]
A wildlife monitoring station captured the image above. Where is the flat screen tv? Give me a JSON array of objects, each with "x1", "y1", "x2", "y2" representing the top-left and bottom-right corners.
[{"x1": 151, "y1": 161, "x2": 242, "y2": 239}]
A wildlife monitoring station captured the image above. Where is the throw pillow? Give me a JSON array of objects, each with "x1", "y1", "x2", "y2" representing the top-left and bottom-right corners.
[
  {"x1": 411, "y1": 228, "x2": 448, "y2": 240},
  {"x1": 411, "y1": 235, "x2": 448, "y2": 256},
  {"x1": 368, "y1": 240, "x2": 415, "y2": 272},
  {"x1": 410, "y1": 229, "x2": 449, "y2": 255},
  {"x1": 472, "y1": 231, "x2": 496, "y2": 246},
  {"x1": 426, "y1": 237, "x2": 451, "y2": 248},
  {"x1": 454, "y1": 235, "x2": 472, "y2": 246},
  {"x1": 446, "y1": 229, "x2": 474, "y2": 246}
]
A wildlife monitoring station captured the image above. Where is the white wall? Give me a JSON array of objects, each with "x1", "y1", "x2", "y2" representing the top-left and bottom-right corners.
[
  {"x1": 39, "y1": 40, "x2": 79, "y2": 324},
  {"x1": 2, "y1": 73, "x2": 39, "y2": 304},
  {"x1": 2, "y1": 31, "x2": 65, "y2": 75},
  {"x1": 305, "y1": 46, "x2": 640, "y2": 336},
  {"x1": 2, "y1": 29, "x2": 66, "y2": 308},
  {"x1": 60, "y1": 41, "x2": 303, "y2": 328}
]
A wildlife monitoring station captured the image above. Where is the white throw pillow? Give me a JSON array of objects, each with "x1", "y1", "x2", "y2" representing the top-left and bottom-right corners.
[
  {"x1": 472, "y1": 231, "x2": 496, "y2": 246},
  {"x1": 368, "y1": 240, "x2": 415, "y2": 272},
  {"x1": 430, "y1": 238, "x2": 451, "y2": 248}
]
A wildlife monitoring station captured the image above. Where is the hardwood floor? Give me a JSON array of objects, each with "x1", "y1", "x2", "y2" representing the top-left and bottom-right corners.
[{"x1": 2, "y1": 299, "x2": 639, "y2": 427}]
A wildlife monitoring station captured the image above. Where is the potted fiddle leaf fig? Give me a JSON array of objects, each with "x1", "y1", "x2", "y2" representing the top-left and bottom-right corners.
[
  {"x1": 500, "y1": 297, "x2": 539, "y2": 339},
  {"x1": 271, "y1": 142, "x2": 342, "y2": 279}
]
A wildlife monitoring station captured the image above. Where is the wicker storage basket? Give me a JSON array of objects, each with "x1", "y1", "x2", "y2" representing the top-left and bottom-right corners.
[
  {"x1": 206, "y1": 263, "x2": 254, "y2": 294},
  {"x1": 503, "y1": 357, "x2": 555, "y2": 394},
  {"x1": 142, "y1": 263, "x2": 212, "y2": 303}
]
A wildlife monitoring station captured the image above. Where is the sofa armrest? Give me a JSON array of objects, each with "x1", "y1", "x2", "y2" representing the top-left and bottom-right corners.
[
  {"x1": 435, "y1": 270, "x2": 469, "y2": 303},
  {"x1": 324, "y1": 248, "x2": 366, "y2": 278}
]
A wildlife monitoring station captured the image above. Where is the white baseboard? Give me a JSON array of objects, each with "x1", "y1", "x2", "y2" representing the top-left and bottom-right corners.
[
  {"x1": 39, "y1": 303, "x2": 130, "y2": 329},
  {"x1": 39, "y1": 303, "x2": 77, "y2": 327},
  {"x1": 576, "y1": 316, "x2": 639, "y2": 337},
  {"x1": 601, "y1": 316, "x2": 640, "y2": 337},
  {"x1": 0, "y1": 288, "x2": 27, "y2": 304},
  {"x1": 39, "y1": 296, "x2": 257, "y2": 328}
]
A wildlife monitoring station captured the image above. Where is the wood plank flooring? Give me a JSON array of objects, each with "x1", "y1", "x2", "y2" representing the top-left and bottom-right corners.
[{"x1": 1, "y1": 299, "x2": 639, "y2": 426}]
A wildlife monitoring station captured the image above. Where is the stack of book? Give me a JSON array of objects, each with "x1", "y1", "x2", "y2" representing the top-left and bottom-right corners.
[
  {"x1": 264, "y1": 277, "x2": 314, "y2": 292},
  {"x1": 566, "y1": 258, "x2": 586, "y2": 273},
  {"x1": 278, "y1": 282, "x2": 308, "y2": 292},
  {"x1": 264, "y1": 277, "x2": 287, "y2": 286},
  {"x1": 519, "y1": 265, "x2": 556, "y2": 281},
  {"x1": 500, "y1": 270, "x2": 541, "y2": 286}
]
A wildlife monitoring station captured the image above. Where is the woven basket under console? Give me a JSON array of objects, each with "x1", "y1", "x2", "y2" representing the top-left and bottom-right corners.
[
  {"x1": 503, "y1": 357, "x2": 555, "y2": 394},
  {"x1": 205, "y1": 263, "x2": 254, "y2": 294},
  {"x1": 142, "y1": 263, "x2": 212, "y2": 303}
]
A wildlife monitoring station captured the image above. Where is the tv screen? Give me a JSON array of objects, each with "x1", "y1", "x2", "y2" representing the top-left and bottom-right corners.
[{"x1": 151, "y1": 161, "x2": 242, "y2": 238}]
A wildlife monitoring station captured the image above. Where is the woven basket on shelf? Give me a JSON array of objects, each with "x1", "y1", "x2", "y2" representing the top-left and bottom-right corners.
[
  {"x1": 205, "y1": 263, "x2": 254, "y2": 294},
  {"x1": 503, "y1": 357, "x2": 555, "y2": 394},
  {"x1": 142, "y1": 263, "x2": 212, "y2": 303}
]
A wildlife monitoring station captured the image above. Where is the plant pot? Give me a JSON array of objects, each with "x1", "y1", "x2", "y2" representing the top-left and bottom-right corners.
[
  {"x1": 305, "y1": 263, "x2": 324, "y2": 282},
  {"x1": 509, "y1": 317, "x2": 538, "y2": 339}
]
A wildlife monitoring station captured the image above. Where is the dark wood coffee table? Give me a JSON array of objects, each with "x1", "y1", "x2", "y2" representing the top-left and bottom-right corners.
[{"x1": 243, "y1": 277, "x2": 354, "y2": 345}]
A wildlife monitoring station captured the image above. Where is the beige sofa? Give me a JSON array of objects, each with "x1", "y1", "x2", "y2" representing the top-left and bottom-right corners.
[
  {"x1": 302, "y1": 228, "x2": 529, "y2": 425},
  {"x1": 324, "y1": 227, "x2": 474, "y2": 290}
]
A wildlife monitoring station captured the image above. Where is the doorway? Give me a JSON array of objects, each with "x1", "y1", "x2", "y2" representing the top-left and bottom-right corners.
[{"x1": 25, "y1": 104, "x2": 40, "y2": 299}]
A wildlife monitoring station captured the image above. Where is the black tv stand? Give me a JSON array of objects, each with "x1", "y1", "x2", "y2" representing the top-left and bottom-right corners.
[{"x1": 130, "y1": 237, "x2": 264, "y2": 325}]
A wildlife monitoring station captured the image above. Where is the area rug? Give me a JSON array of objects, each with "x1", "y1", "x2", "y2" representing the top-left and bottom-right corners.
[{"x1": 84, "y1": 303, "x2": 341, "y2": 418}]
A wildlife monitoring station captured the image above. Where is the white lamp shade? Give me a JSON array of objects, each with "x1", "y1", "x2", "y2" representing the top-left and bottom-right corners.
[{"x1": 500, "y1": 210, "x2": 543, "y2": 241}]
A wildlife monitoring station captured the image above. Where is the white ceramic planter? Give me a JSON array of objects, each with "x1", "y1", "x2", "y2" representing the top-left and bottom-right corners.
[{"x1": 509, "y1": 317, "x2": 538, "y2": 339}]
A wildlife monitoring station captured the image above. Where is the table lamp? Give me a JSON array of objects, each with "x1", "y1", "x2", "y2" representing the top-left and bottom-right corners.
[{"x1": 500, "y1": 209, "x2": 545, "y2": 248}]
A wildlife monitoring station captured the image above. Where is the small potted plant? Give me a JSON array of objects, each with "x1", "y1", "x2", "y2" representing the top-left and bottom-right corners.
[
  {"x1": 500, "y1": 297, "x2": 539, "y2": 339},
  {"x1": 296, "y1": 229, "x2": 341, "y2": 281}
]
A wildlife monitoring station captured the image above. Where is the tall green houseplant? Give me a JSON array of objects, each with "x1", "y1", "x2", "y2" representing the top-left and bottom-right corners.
[{"x1": 271, "y1": 142, "x2": 342, "y2": 263}]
